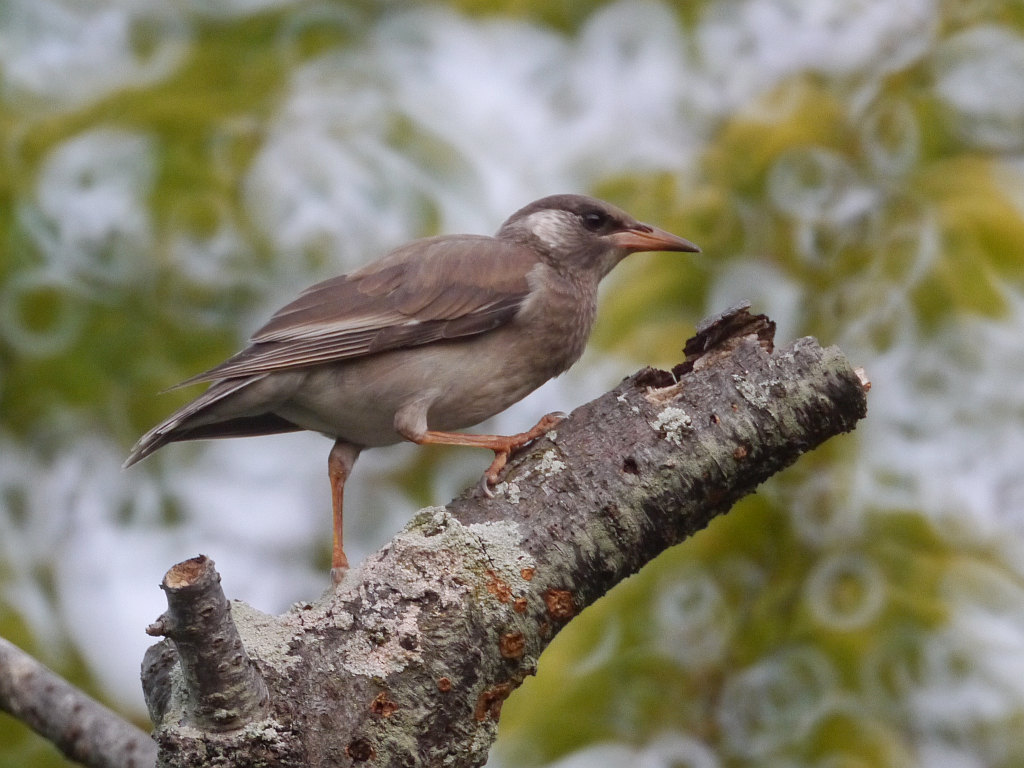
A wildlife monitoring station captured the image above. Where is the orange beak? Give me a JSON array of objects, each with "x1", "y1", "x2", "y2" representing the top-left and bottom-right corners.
[{"x1": 609, "y1": 225, "x2": 700, "y2": 254}]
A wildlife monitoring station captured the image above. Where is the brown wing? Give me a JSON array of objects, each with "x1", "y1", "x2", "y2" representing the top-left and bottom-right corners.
[{"x1": 176, "y1": 234, "x2": 538, "y2": 385}]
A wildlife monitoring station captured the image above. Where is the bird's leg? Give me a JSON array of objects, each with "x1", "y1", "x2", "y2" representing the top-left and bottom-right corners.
[
  {"x1": 401, "y1": 412, "x2": 565, "y2": 497},
  {"x1": 327, "y1": 441, "x2": 361, "y2": 585}
]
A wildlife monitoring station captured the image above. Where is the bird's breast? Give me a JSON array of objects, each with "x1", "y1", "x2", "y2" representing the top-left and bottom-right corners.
[{"x1": 514, "y1": 265, "x2": 598, "y2": 378}]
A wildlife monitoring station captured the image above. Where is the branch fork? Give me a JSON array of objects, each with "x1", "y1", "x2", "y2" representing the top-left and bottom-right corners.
[
  {"x1": 0, "y1": 304, "x2": 869, "y2": 768},
  {"x1": 138, "y1": 303, "x2": 868, "y2": 767}
]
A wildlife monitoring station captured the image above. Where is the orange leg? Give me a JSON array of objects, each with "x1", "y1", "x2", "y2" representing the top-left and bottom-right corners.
[
  {"x1": 327, "y1": 441, "x2": 361, "y2": 584},
  {"x1": 408, "y1": 412, "x2": 564, "y2": 497}
]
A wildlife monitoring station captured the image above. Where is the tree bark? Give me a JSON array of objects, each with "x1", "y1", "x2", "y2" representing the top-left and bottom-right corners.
[
  {"x1": 139, "y1": 306, "x2": 870, "y2": 767},
  {"x1": 0, "y1": 306, "x2": 870, "y2": 768},
  {"x1": 0, "y1": 637, "x2": 157, "y2": 768},
  {"x1": 144, "y1": 556, "x2": 270, "y2": 730}
]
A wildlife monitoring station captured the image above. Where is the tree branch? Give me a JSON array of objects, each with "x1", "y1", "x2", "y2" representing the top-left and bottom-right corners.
[
  {"x1": 139, "y1": 305, "x2": 870, "y2": 767},
  {"x1": 144, "y1": 556, "x2": 269, "y2": 731},
  {"x1": 0, "y1": 637, "x2": 157, "y2": 768}
]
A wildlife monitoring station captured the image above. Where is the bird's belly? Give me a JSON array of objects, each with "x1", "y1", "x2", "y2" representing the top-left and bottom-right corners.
[
  {"x1": 272, "y1": 361, "x2": 410, "y2": 447},
  {"x1": 273, "y1": 331, "x2": 561, "y2": 447}
]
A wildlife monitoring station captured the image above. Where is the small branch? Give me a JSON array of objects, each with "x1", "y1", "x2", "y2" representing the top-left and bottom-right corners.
[
  {"x1": 140, "y1": 306, "x2": 870, "y2": 767},
  {"x1": 145, "y1": 555, "x2": 269, "y2": 731},
  {"x1": 0, "y1": 637, "x2": 156, "y2": 768}
]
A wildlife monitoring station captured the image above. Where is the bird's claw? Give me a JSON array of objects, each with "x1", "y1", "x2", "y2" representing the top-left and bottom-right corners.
[
  {"x1": 479, "y1": 473, "x2": 496, "y2": 498},
  {"x1": 480, "y1": 450, "x2": 509, "y2": 498},
  {"x1": 479, "y1": 412, "x2": 566, "y2": 497}
]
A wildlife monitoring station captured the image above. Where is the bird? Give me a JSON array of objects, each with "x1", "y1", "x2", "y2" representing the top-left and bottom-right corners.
[{"x1": 125, "y1": 194, "x2": 700, "y2": 582}]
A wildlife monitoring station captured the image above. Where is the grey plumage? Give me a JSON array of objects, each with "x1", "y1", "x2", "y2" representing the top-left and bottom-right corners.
[{"x1": 124, "y1": 194, "x2": 699, "y2": 578}]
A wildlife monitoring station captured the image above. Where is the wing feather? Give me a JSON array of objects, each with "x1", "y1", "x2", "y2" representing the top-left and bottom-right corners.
[{"x1": 175, "y1": 235, "x2": 537, "y2": 385}]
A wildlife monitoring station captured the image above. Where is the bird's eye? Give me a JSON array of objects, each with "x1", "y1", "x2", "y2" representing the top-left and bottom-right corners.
[{"x1": 581, "y1": 210, "x2": 609, "y2": 232}]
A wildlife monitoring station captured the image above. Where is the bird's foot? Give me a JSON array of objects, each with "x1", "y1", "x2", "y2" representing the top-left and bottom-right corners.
[
  {"x1": 330, "y1": 548, "x2": 350, "y2": 586},
  {"x1": 479, "y1": 411, "x2": 566, "y2": 497}
]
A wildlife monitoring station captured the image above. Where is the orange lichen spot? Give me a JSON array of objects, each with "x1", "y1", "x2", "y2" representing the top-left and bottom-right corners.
[
  {"x1": 474, "y1": 682, "x2": 514, "y2": 721},
  {"x1": 543, "y1": 589, "x2": 575, "y2": 621},
  {"x1": 437, "y1": 677, "x2": 452, "y2": 692},
  {"x1": 499, "y1": 632, "x2": 526, "y2": 659},
  {"x1": 520, "y1": 567, "x2": 535, "y2": 581},
  {"x1": 370, "y1": 691, "x2": 397, "y2": 717},
  {"x1": 485, "y1": 569, "x2": 513, "y2": 603}
]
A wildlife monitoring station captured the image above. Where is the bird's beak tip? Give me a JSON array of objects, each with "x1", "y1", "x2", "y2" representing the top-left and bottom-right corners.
[{"x1": 680, "y1": 239, "x2": 701, "y2": 254}]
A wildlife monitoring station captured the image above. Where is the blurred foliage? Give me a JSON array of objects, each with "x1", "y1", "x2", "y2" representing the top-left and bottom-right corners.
[
  {"x1": 3, "y1": 1, "x2": 1024, "y2": 767},
  {"x1": 501, "y1": 469, "x2": 959, "y2": 764},
  {"x1": 451, "y1": 0, "x2": 611, "y2": 33}
]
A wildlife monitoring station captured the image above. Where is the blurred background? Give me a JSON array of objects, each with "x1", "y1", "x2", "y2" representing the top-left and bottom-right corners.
[{"x1": 3, "y1": 0, "x2": 1024, "y2": 766}]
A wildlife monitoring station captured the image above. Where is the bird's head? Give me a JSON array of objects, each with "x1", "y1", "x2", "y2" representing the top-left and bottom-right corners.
[{"x1": 496, "y1": 194, "x2": 700, "y2": 279}]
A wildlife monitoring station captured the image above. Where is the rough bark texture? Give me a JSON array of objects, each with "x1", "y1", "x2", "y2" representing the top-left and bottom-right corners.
[
  {"x1": 0, "y1": 637, "x2": 157, "y2": 768},
  {"x1": 144, "y1": 556, "x2": 270, "y2": 731},
  {"x1": 139, "y1": 307, "x2": 870, "y2": 768}
]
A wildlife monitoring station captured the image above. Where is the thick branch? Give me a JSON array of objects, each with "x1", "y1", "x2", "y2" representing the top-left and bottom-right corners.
[
  {"x1": 0, "y1": 637, "x2": 156, "y2": 768},
  {"x1": 142, "y1": 307, "x2": 869, "y2": 767}
]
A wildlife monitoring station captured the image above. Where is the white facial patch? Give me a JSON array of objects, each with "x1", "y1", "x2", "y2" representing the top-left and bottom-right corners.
[{"x1": 523, "y1": 209, "x2": 576, "y2": 250}]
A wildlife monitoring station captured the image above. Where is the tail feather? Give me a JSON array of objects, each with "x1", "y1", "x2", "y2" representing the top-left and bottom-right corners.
[{"x1": 123, "y1": 376, "x2": 301, "y2": 468}]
